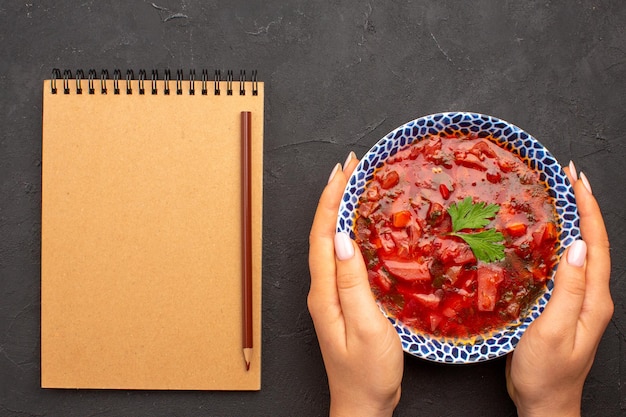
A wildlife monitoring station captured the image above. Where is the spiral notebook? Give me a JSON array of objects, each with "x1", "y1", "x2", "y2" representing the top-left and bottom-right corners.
[{"x1": 41, "y1": 69, "x2": 263, "y2": 390}]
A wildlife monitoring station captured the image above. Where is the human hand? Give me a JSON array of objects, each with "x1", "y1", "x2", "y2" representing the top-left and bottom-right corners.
[
  {"x1": 506, "y1": 162, "x2": 613, "y2": 417},
  {"x1": 308, "y1": 152, "x2": 404, "y2": 417}
]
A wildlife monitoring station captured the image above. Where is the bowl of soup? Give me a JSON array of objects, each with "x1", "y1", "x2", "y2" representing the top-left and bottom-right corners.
[{"x1": 337, "y1": 112, "x2": 580, "y2": 363}]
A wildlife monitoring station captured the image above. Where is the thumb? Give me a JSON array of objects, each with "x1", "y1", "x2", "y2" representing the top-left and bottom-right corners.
[
  {"x1": 334, "y1": 232, "x2": 386, "y2": 329},
  {"x1": 535, "y1": 240, "x2": 587, "y2": 337}
]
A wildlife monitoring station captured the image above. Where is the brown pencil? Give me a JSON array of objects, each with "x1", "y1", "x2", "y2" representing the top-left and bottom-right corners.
[{"x1": 241, "y1": 111, "x2": 253, "y2": 371}]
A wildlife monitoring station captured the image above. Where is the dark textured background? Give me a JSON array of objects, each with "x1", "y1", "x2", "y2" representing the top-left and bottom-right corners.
[{"x1": 1, "y1": 1, "x2": 625, "y2": 416}]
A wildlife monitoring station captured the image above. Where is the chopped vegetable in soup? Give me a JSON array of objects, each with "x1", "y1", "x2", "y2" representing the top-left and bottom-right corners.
[{"x1": 354, "y1": 134, "x2": 558, "y2": 338}]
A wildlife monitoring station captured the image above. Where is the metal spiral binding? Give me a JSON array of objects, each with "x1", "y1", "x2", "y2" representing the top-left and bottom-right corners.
[
  {"x1": 126, "y1": 70, "x2": 134, "y2": 95},
  {"x1": 226, "y1": 70, "x2": 233, "y2": 96},
  {"x1": 214, "y1": 69, "x2": 221, "y2": 95},
  {"x1": 101, "y1": 69, "x2": 109, "y2": 94},
  {"x1": 239, "y1": 70, "x2": 246, "y2": 95},
  {"x1": 87, "y1": 69, "x2": 96, "y2": 94},
  {"x1": 189, "y1": 69, "x2": 195, "y2": 95},
  {"x1": 201, "y1": 69, "x2": 209, "y2": 95},
  {"x1": 164, "y1": 69, "x2": 171, "y2": 95},
  {"x1": 151, "y1": 69, "x2": 159, "y2": 95},
  {"x1": 51, "y1": 68, "x2": 259, "y2": 96},
  {"x1": 75, "y1": 70, "x2": 84, "y2": 94},
  {"x1": 63, "y1": 69, "x2": 72, "y2": 94},
  {"x1": 176, "y1": 69, "x2": 184, "y2": 95},
  {"x1": 51, "y1": 69, "x2": 61, "y2": 93},
  {"x1": 138, "y1": 69, "x2": 146, "y2": 95},
  {"x1": 113, "y1": 69, "x2": 121, "y2": 94},
  {"x1": 251, "y1": 70, "x2": 258, "y2": 96}
]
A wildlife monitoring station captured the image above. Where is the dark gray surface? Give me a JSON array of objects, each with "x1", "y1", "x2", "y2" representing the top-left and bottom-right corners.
[{"x1": 1, "y1": 1, "x2": 625, "y2": 416}]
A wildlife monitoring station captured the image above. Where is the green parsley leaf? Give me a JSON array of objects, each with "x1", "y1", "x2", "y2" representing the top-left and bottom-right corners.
[
  {"x1": 447, "y1": 197, "x2": 505, "y2": 263},
  {"x1": 448, "y1": 197, "x2": 500, "y2": 232},
  {"x1": 450, "y1": 229, "x2": 505, "y2": 263}
]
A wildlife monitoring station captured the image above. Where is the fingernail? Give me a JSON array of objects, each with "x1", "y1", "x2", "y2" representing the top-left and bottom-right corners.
[
  {"x1": 334, "y1": 232, "x2": 355, "y2": 261},
  {"x1": 327, "y1": 163, "x2": 342, "y2": 184},
  {"x1": 567, "y1": 239, "x2": 587, "y2": 267},
  {"x1": 343, "y1": 151, "x2": 356, "y2": 170},
  {"x1": 568, "y1": 160, "x2": 579, "y2": 182},
  {"x1": 579, "y1": 171, "x2": 593, "y2": 194}
]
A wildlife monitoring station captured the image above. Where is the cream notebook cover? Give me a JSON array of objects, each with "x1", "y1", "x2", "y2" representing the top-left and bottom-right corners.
[{"x1": 41, "y1": 69, "x2": 263, "y2": 390}]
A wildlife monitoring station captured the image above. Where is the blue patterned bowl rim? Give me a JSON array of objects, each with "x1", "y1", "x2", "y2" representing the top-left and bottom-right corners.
[{"x1": 337, "y1": 112, "x2": 580, "y2": 364}]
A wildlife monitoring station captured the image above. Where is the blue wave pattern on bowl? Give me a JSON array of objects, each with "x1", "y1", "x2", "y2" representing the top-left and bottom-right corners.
[{"x1": 337, "y1": 112, "x2": 580, "y2": 364}]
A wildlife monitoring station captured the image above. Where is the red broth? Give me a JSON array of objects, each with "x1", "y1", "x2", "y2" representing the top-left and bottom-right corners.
[{"x1": 354, "y1": 134, "x2": 558, "y2": 339}]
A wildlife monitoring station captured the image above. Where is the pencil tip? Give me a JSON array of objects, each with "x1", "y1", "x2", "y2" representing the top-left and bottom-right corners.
[{"x1": 243, "y1": 347, "x2": 252, "y2": 371}]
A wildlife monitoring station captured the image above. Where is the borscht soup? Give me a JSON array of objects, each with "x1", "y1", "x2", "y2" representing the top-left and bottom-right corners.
[{"x1": 353, "y1": 133, "x2": 559, "y2": 339}]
